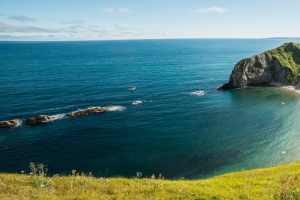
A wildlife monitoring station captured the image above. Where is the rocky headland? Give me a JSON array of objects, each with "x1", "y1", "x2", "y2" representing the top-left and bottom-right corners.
[{"x1": 218, "y1": 42, "x2": 300, "y2": 90}]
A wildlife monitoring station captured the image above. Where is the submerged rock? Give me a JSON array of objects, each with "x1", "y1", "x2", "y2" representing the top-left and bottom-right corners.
[
  {"x1": 218, "y1": 42, "x2": 300, "y2": 90},
  {"x1": 66, "y1": 107, "x2": 106, "y2": 117},
  {"x1": 0, "y1": 120, "x2": 19, "y2": 128},
  {"x1": 22, "y1": 115, "x2": 53, "y2": 124}
]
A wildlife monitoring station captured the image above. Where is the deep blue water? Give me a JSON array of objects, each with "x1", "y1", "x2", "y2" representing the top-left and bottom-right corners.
[{"x1": 1, "y1": 39, "x2": 300, "y2": 179}]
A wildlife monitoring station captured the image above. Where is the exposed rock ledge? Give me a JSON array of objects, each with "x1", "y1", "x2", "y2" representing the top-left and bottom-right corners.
[
  {"x1": 67, "y1": 107, "x2": 106, "y2": 117},
  {"x1": 218, "y1": 42, "x2": 300, "y2": 90},
  {"x1": 22, "y1": 115, "x2": 53, "y2": 124},
  {"x1": 0, "y1": 120, "x2": 19, "y2": 128}
]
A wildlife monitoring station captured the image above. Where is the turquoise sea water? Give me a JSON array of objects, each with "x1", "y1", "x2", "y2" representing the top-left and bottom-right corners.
[{"x1": 1, "y1": 39, "x2": 300, "y2": 179}]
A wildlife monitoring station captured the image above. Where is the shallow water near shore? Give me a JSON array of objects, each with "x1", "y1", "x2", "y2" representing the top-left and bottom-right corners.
[{"x1": 1, "y1": 39, "x2": 300, "y2": 179}]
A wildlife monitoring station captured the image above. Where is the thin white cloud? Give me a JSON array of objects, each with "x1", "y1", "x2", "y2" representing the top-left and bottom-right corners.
[
  {"x1": 0, "y1": 34, "x2": 60, "y2": 40},
  {"x1": 114, "y1": 24, "x2": 129, "y2": 31},
  {"x1": 101, "y1": 8, "x2": 114, "y2": 13},
  {"x1": 0, "y1": 23, "x2": 58, "y2": 33},
  {"x1": 192, "y1": 6, "x2": 230, "y2": 13},
  {"x1": 60, "y1": 20, "x2": 85, "y2": 24},
  {"x1": 119, "y1": 7, "x2": 132, "y2": 14},
  {"x1": 9, "y1": 15, "x2": 37, "y2": 22}
]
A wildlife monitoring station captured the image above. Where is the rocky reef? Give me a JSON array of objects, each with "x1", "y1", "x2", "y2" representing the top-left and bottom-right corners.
[
  {"x1": 67, "y1": 107, "x2": 106, "y2": 117},
  {"x1": 22, "y1": 115, "x2": 53, "y2": 124},
  {"x1": 218, "y1": 42, "x2": 300, "y2": 90},
  {"x1": 0, "y1": 120, "x2": 19, "y2": 128},
  {"x1": 0, "y1": 105, "x2": 124, "y2": 129}
]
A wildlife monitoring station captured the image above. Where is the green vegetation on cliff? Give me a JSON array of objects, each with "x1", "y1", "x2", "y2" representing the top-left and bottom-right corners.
[
  {"x1": 218, "y1": 42, "x2": 300, "y2": 90},
  {"x1": 2, "y1": 161, "x2": 300, "y2": 199},
  {"x1": 266, "y1": 42, "x2": 300, "y2": 83}
]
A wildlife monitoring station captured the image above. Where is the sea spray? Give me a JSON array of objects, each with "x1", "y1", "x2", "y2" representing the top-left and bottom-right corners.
[
  {"x1": 105, "y1": 105, "x2": 126, "y2": 111},
  {"x1": 189, "y1": 91, "x2": 207, "y2": 96},
  {"x1": 49, "y1": 114, "x2": 66, "y2": 121}
]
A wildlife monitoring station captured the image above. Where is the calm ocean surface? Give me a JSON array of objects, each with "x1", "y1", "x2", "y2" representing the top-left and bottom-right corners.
[{"x1": 1, "y1": 39, "x2": 300, "y2": 179}]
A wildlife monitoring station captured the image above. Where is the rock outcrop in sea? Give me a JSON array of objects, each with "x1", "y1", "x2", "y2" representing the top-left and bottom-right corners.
[
  {"x1": 0, "y1": 120, "x2": 19, "y2": 128},
  {"x1": 22, "y1": 115, "x2": 53, "y2": 124},
  {"x1": 218, "y1": 42, "x2": 300, "y2": 90},
  {"x1": 67, "y1": 107, "x2": 106, "y2": 117},
  {"x1": 0, "y1": 105, "x2": 124, "y2": 128}
]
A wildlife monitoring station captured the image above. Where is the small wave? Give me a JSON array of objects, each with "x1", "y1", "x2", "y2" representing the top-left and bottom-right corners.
[
  {"x1": 49, "y1": 114, "x2": 66, "y2": 121},
  {"x1": 132, "y1": 100, "x2": 144, "y2": 105},
  {"x1": 10, "y1": 119, "x2": 22, "y2": 127},
  {"x1": 190, "y1": 91, "x2": 207, "y2": 96},
  {"x1": 86, "y1": 106, "x2": 102, "y2": 110},
  {"x1": 15, "y1": 119, "x2": 22, "y2": 127},
  {"x1": 105, "y1": 105, "x2": 125, "y2": 111}
]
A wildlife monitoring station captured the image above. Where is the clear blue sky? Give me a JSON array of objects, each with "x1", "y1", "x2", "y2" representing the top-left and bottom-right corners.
[{"x1": 1, "y1": 0, "x2": 299, "y2": 40}]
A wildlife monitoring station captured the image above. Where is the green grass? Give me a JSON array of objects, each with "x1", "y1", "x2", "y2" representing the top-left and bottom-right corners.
[
  {"x1": 265, "y1": 42, "x2": 300, "y2": 83},
  {"x1": 2, "y1": 161, "x2": 300, "y2": 199}
]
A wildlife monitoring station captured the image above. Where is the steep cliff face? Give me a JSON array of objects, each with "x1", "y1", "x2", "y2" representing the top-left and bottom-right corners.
[{"x1": 218, "y1": 42, "x2": 300, "y2": 90}]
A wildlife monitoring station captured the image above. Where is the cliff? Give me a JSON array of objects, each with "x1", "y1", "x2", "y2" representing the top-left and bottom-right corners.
[{"x1": 218, "y1": 42, "x2": 300, "y2": 90}]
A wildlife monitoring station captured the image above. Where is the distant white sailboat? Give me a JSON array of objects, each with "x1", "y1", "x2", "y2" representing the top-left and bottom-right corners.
[{"x1": 129, "y1": 87, "x2": 136, "y2": 91}]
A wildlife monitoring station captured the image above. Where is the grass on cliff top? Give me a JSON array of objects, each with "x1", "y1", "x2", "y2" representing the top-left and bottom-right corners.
[
  {"x1": 265, "y1": 42, "x2": 300, "y2": 83},
  {"x1": 2, "y1": 162, "x2": 300, "y2": 199}
]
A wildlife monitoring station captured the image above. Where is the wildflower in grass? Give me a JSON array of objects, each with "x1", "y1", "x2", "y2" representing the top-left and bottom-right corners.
[{"x1": 136, "y1": 172, "x2": 142, "y2": 178}]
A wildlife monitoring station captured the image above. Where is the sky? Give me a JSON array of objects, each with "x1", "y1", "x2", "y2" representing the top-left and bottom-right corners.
[{"x1": 0, "y1": 0, "x2": 300, "y2": 40}]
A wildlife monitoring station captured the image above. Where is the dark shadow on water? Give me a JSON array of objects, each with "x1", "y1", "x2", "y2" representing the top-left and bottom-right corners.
[{"x1": 146, "y1": 148, "x2": 253, "y2": 179}]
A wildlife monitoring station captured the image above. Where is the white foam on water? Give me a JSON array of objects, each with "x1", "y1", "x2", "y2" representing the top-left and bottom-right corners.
[
  {"x1": 281, "y1": 151, "x2": 287, "y2": 154},
  {"x1": 70, "y1": 105, "x2": 125, "y2": 112},
  {"x1": 190, "y1": 91, "x2": 207, "y2": 96},
  {"x1": 49, "y1": 114, "x2": 66, "y2": 121},
  {"x1": 105, "y1": 105, "x2": 126, "y2": 111},
  {"x1": 132, "y1": 100, "x2": 143, "y2": 105},
  {"x1": 15, "y1": 119, "x2": 22, "y2": 127},
  {"x1": 87, "y1": 106, "x2": 102, "y2": 110}
]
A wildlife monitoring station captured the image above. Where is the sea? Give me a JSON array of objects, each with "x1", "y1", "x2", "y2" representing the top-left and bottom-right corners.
[{"x1": 1, "y1": 39, "x2": 300, "y2": 179}]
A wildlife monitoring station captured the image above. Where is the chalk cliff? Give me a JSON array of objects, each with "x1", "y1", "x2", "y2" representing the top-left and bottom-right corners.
[{"x1": 218, "y1": 42, "x2": 300, "y2": 90}]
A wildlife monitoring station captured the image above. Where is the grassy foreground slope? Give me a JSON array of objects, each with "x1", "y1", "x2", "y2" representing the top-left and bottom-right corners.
[{"x1": 2, "y1": 162, "x2": 300, "y2": 199}]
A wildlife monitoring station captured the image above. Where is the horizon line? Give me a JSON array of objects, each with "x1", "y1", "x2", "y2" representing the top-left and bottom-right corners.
[{"x1": 1, "y1": 37, "x2": 300, "y2": 42}]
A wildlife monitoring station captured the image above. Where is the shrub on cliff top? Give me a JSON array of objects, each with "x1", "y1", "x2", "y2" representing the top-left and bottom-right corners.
[{"x1": 266, "y1": 42, "x2": 300, "y2": 83}]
